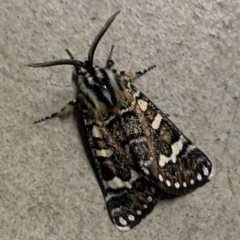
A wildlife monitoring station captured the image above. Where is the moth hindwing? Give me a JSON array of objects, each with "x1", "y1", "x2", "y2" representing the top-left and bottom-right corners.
[{"x1": 29, "y1": 11, "x2": 212, "y2": 231}]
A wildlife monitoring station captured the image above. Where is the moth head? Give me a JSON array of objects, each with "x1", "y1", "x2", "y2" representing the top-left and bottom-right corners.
[
  {"x1": 28, "y1": 11, "x2": 123, "y2": 113},
  {"x1": 77, "y1": 11, "x2": 123, "y2": 113},
  {"x1": 79, "y1": 65, "x2": 120, "y2": 112}
]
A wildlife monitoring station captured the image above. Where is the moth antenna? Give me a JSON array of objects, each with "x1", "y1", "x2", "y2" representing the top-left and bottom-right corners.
[
  {"x1": 88, "y1": 10, "x2": 120, "y2": 66},
  {"x1": 28, "y1": 11, "x2": 120, "y2": 69},
  {"x1": 65, "y1": 49, "x2": 75, "y2": 60},
  {"x1": 27, "y1": 59, "x2": 86, "y2": 68}
]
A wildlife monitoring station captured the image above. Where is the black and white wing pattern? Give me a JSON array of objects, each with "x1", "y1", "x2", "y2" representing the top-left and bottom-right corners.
[
  {"x1": 125, "y1": 82, "x2": 212, "y2": 195},
  {"x1": 83, "y1": 102, "x2": 162, "y2": 231},
  {"x1": 82, "y1": 79, "x2": 212, "y2": 230},
  {"x1": 29, "y1": 11, "x2": 212, "y2": 232}
]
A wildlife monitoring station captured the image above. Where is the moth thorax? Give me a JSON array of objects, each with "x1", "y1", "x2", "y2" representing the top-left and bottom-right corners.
[{"x1": 78, "y1": 68, "x2": 125, "y2": 112}]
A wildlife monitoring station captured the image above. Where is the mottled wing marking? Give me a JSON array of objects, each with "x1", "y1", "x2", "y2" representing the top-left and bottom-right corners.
[
  {"x1": 106, "y1": 178, "x2": 160, "y2": 231},
  {"x1": 126, "y1": 82, "x2": 212, "y2": 195},
  {"x1": 83, "y1": 78, "x2": 211, "y2": 230},
  {"x1": 30, "y1": 11, "x2": 212, "y2": 232},
  {"x1": 83, "y1": 105, "x2": 162, "y2": 230}
]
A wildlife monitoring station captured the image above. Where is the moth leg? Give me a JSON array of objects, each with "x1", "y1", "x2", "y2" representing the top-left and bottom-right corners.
[
  {"x1": 120, "y1": 65, "x2": 156, "y2": 81},
  {"x1": 108, "y1": 45, "x2": 115, "y2": 61},
  {"x1": 106, "y1": 45, "x2": 115, "y2": 69},
  {"x1": 34, "y1": 99, "x2": 77, "y2": 124},
  {"x1": 65, "y1": 49, "x2": 82, "y2": 75},
  {"x1": 65, "y1": 49, "x2": 86, "y2": 85}
]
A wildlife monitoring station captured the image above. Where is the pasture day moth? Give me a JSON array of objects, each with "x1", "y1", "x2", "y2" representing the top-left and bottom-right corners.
[{"x1": 28, "y1": 11, "x2": 212, "y2": 231}]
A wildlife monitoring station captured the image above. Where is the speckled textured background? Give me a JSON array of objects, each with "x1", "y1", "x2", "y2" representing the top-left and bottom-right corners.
[{"x1": 1, "y1": 0, "x2": 240, "y2": 239}]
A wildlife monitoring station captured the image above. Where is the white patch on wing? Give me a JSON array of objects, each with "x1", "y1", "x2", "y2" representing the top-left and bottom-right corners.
[
  {"x1": 159, "y1": 155, "x2": 171, "y2": 168},
  {"x1": 96, "y1": 149, "x2": 113, "y2": 157},
  {"x1": 128, "y1": 215, "x2": 135, "y2": 221},
  {"x1": 119, "y1": 217, "x2": 127, "y2": 226},
  {"x1": 106, "y1": 170, "x2": 140, "y2": 189},
  {"x1": 107, "y1": 176, "x2": 132, "y2": 189},
  {"x1": 166, "y1": 180, "x2": 171, "y2": 187},
  {"x1": 129, "y1": 170, "x2": 140, "y2": 182},
  {"x1": 105, "y1": 191, "x2": 125, "y2": 202},
  {"x1": 203, "y1": 166, "x2": 209, "y2": 176},
  {"x1": 92, "y1": 125, "x2": 102, "y2": 138},
  {"x1": 138, "y1": 99, "x2": 148, "y2": 111},
  {"x1": 115, "y1": 225, "x2": 130, "y2": 231},
  {"x1": 137, "y1": 210, "x2": 142, "y2": 215},
  {"x1": 159, "y1": 174, "x2": 163, "y2": 181},
  {"x1": 172, "y1": 138, "x2": 184, "y2": 155},
  {"x1": 159, "y1": 135, "x2": 185, "y2": 167},
  {"x1": 147, "y1": 196, "x2": 153, "y2": 202},
  {"x1": 197, "y1": 173, "x2": 202, "y2": 181},
  {"x1": 175, "y1": 182, "x2": 180, "y2": 189},
  {"x1": 142, "y1": 168, "x2": 150, "y2": 175},
  {"x1": 152, "y1": 114, "x2": 163, "y2": 130}
]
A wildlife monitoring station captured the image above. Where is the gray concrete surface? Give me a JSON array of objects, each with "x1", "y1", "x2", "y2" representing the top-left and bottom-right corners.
[{"x1": 1, "y1": 0, "x2": 240, "y2": 239}]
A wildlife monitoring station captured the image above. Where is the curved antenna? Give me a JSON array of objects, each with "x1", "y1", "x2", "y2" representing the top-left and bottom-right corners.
[
  {"x1": 88, "y1": 10, "x2": 120, "y2": 66},
  {"x1": 27, "y1": 59, "x2": 86, "y2": 68}
]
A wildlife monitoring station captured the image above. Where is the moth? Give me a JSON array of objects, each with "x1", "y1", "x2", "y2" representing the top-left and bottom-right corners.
[{"x1": 29, "y1": 11, "x2": 212, "y2": 231}]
